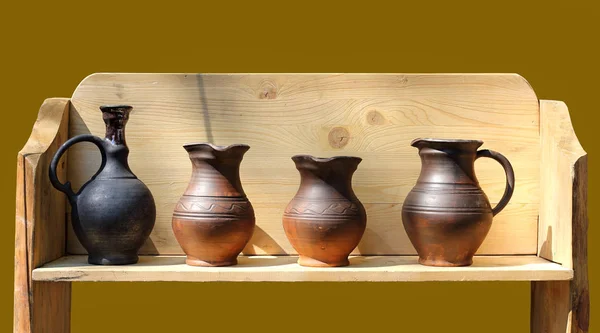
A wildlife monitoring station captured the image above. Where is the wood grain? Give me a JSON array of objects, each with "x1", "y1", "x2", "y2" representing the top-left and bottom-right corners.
[
  {"x1": 32, "y1": 255, "x2": 572, "y2": 282},
  {"x1": 538, "y1": 100, "x2": 586, "y2": 265},
  {"x1": 532, "y1": 100, "x2": 588, "y2": 333},
  {"x1": 14, "y1": 98, "x2": 71, "y2": 333},
  {"x1": 68, "y1": 73, "x2": 541, "y2": 256},
  {"x1": 571, "y1": 156, "x2": 590, "y2": 332}
]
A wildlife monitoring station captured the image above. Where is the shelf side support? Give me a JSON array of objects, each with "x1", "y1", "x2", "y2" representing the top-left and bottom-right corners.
[
  {"x1": 532, "y1": 100, "x2": 588, "y2": 333},
  {"x1": 14, "y1": 98, "x2": 71, "y2": 333}
]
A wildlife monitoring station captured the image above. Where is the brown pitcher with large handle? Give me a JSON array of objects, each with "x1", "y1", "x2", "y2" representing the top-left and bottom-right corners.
[{"x1": 401, "y1": 138, "x2": 515, "y2": 267}]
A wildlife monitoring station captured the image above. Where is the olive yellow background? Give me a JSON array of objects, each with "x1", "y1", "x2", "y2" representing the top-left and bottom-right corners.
[{"x1": 1, "y1": 1, "x2": 597, "y2": 332}]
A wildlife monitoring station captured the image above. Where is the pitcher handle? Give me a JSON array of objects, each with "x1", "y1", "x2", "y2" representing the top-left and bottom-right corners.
[
  {"x1": 49, "y1": 134, "x2": 107, "y2": 202},
  {"x1": 476, "y1": 149, "x2": 515, "y2": 216}
]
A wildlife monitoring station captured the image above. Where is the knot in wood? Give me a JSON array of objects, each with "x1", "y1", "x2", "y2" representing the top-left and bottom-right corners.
[
  {"x1": 259, "y1": 80, "x2": 277, "y2": 99},
  {"x1": 367, "y1": 110, "x2": 386, "y2": 125},
  {"x1": 328, "y1": 127, "x2": 350, "y2": 149}
]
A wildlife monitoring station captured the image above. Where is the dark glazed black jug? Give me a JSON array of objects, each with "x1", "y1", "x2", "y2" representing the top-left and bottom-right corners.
[{"x1": 49, "y1": 105, "x2": 156, "y2": 265}]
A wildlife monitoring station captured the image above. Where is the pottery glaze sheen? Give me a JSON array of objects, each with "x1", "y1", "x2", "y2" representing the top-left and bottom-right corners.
[
  {"x1": 172, "y1": 143, "x2": 255, "y2": 267},
  {"x1": 402, "y1": 138, "x2": 515, "y2": 267},
  {"x1": 49, "y1": 105, "x2": 156, "y2": 265},
  {"x1": 283, "y1": 155, "x2": 367, "y2": 267}
]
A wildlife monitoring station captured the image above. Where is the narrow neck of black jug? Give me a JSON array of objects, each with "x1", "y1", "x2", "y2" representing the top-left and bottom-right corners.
[
  {"x1": 105, "y1": 124, "x2": 126, "y2": 145},
  {"x1": 95, "y1": 105, "x2": 136, "y2": 179},
  {"x1": 100, "y1": 105, "x2": 131, "y2": 146}
]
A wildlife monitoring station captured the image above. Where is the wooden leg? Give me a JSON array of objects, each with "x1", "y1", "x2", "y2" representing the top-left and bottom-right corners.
[
  {"x1": 31, "y1": 282, "x2": 71, "y2": 333},
  {"x1": 532, "y1": 154, "x2": 589, "y2": 332},
  {"x1": 531, "y1": 279, "x2": 589, "y2": 333},
  {"x1": 531, "y1": 281, "x2": 572, "y2": 332}
]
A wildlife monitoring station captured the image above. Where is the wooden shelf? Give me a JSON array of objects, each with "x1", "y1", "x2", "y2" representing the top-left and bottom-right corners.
[
  {"x1": 32, "y1": 255, "x2": 572, "y2": 282},
  {"x1": 15, "y1": 75, "x2": 589, "y2": 332}
]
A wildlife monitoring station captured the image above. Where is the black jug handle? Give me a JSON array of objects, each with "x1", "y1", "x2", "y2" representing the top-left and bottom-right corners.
[
  {"x1": 476, "y1": 149, "x2": 515, "y2": 216},
  {"x1": 49, "y1": 134, "x2": 107, "y2": 202}
]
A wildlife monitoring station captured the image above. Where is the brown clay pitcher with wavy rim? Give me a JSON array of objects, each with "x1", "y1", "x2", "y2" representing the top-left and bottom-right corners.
[
  {"x1": 172, "y1": 143, "x2": 255, "y2": 267},
  {"x1": 402, "y1": 138, "x2": 515, "y2": 267},
  {"x1": 282, "y1": 155, "x2": 367, "y2": 267}
]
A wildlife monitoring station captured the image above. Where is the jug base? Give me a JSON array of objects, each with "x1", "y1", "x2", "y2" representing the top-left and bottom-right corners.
[
  {"x1": 186, "y1": 257, "x2": 238, "y2": 267},
  {"x1": 418, "y1": 257, "x2": 473, "y2": 267},
  {"x1": 88, "y1": 254, "x2": 139, "y2": 265},
  {"x1": 298, "y1": 255, "x2": 349, "y2": 267}
]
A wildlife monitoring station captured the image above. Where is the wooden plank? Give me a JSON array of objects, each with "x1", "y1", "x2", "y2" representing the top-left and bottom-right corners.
[
  {"x1": 68, "y1": 73, "x2": 540, "y2": 255},
  {"x1": 532, "y1": 101, "x2": 588, "y2": 333},
  {"x1": 14, "y1": 98, "x2": 71, "y2": 333},
  {"x1": 32, "y1": 255, "x2": 572, "y2": 282},
  {"x1": 14, "y1": 150, "x2": 29, "y2": 333},
  {"x1": 538, "y1": 100, "x2": 586, "y2": 266}
]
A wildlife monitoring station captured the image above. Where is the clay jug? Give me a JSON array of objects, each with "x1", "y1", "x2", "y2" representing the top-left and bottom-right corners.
[
  {"x1": 402, "y1": 138, "x2": 515, "y2": 267},
  {"x1": 49, "y1": 105, "x2": 156, "y2": 265},
  {"x1": 172, "y1": 143, "x2": 255, "y2": 267},
  {"x1": 283, "y1": 155, "x2": 367, "y2": 267}
]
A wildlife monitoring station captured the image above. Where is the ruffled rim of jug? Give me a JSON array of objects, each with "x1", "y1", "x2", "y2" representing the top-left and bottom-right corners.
[
  {"x1": 183, "y1": 142, "x2": 250, "y2": 151},
  {"x1": 291, "y1": 154, "x2": 362, "y2": 164}
]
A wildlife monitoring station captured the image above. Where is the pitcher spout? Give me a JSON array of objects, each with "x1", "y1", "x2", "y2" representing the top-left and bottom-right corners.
[
  {"x1": 291, "y1": 155, "x2": 362, "y2": 171},
  {"x1": 411, "y1": 138, "x2": 483, "y2": 151}
]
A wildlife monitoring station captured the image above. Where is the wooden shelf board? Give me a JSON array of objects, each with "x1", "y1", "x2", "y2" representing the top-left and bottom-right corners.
[{"x1": 32, "y1": 255, "x2": 572, "y2": 282}]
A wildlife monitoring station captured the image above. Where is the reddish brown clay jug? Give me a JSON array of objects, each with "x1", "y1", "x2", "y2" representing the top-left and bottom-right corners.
[
  {"x1": 172, "y1": 143, "x2": 255, "y2": 267},
  {"x1": 402, "y1": 138, "x2": 515, "y2": 267},
  {"x1": 283, "y1": 155, "x2": 367, "y2": 267}
]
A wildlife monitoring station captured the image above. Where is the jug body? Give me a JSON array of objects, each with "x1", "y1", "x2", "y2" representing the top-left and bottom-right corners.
[
  {"x1": 402, "y1": 138, "x2": 514, "y2": 267},
  {"x1": 282, "y1": 155, "x2": 366, "y2": 267}
]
